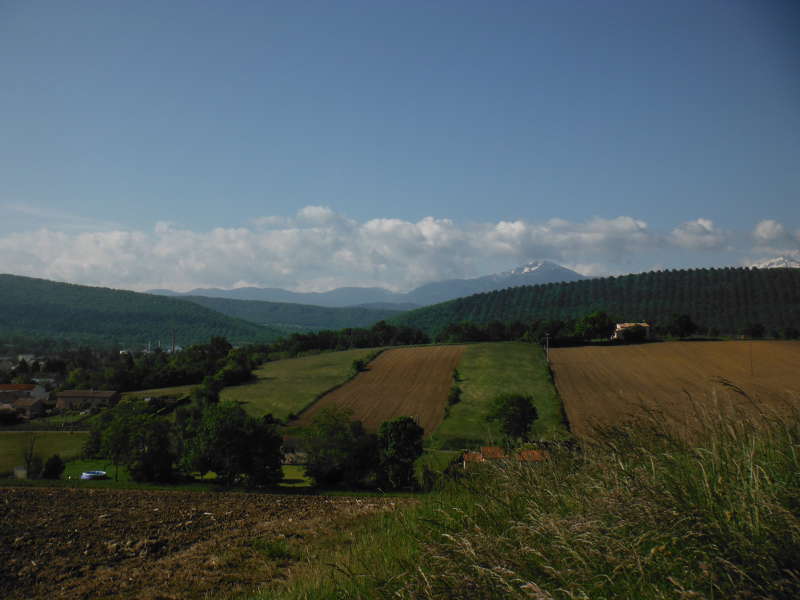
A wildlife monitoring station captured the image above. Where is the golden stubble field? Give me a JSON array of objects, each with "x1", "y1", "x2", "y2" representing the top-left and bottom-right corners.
[
  {"x1": 550, "y1": 341, "x2": 800, "y2": 438},
  {"x1": 297, "y1": 345, "x2": 465, "y2": 435}
]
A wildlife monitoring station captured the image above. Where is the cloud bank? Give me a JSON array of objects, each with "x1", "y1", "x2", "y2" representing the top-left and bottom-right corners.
[{"x1": 0, "y1": 207, "x2": 794, "y2": 292}]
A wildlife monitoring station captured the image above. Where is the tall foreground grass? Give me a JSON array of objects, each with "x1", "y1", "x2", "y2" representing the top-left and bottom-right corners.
[{"x1": 254, "y1": 408, "x2": 800, "y2": 599}]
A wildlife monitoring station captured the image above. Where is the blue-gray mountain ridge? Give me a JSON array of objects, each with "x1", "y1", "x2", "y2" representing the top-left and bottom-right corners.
[{"x1": 148, "y1": 260, "x2": 587, "y2": 308}]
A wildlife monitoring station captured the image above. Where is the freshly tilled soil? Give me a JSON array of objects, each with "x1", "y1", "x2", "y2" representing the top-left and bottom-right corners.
[
  {"x1": 299, "y1": 345, "x2": 466, "y2": 435},
  {"x1": 0, "y1": 486, "x2": 401, "y2": 599}
]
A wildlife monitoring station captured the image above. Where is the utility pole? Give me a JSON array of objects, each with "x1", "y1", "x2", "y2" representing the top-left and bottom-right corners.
[{"x1": 545, "y1": 332, "x2": 550, "y2": 364}]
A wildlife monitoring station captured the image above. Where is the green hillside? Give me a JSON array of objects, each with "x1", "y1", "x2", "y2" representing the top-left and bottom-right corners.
[
  {"x1": 391, "y1": 267, "x2": 800, "y2": 335},
  {"x1": 180, "y1": 295, "x2": 400, "y2": 331},
  {"x1": 0, "y1": 274, "x2": 283, "y2": 347}
]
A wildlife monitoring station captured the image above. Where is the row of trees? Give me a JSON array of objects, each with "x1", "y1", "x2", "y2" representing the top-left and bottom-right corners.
[
  {"x1": 86, "y1": 390, "x2": 426, "y2": 490},
  {"x1": 269, "y1": 321, "x2": 429, "y2": 357},
  {"x1": 4, "y1": 320, "x2": 431, "y2": 390},
  {"x1": 2, "y1": 336, "x2": 263, "y2": 391},
  {"x1": 85, "y1": 398, "x2": 283, "y2": 486},
  {"x1": 434, "y1": 310, "x2": 799, "y2": 346}
]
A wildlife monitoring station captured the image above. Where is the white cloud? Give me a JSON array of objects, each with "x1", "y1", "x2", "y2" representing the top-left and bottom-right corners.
[
  {"x1": 753, "y1": 219, "x2": 786, "y2": 242},
  {"x1": 670, "y1": 218, "x2": 727, "y2": 250},
  {"x1": 0, "y1": 207, "x2": 789, "y2": 292},
  {"x1": 750, "y1": 219, "x2": 800, "y2": 256}
]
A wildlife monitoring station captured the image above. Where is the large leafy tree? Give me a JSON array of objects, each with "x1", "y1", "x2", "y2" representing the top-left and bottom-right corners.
[
  {"x1": 378, "y1": 416, "x2": 424, "y2": 490},
  {"x1": 668, "y1": 314, "x2": 698, "y2": 338},
  {"x1": 574, "y1": 311, "x2": 615, "y2": 341},
  {"x1": 486, "y1": 393, "x2": 538, "y2": 441},
  {"x1": 303, "y1": 406, "x2": 378, "y2": 487},
  {"x1": 183, "y1": 402, "x2": 282, "y2": 487}
]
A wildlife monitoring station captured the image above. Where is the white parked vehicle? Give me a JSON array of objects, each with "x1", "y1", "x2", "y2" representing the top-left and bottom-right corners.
[{"x1": 80, "y1": 470, "x2": 107, "y2": 480}]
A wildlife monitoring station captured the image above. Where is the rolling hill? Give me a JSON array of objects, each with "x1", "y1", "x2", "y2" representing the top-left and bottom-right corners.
[
  {"x1": 391, "y1": 267, "x2": 800, "y2": 336},
  {"x1": 0, "y1": 274, "x2": 283, "y2": 348}
]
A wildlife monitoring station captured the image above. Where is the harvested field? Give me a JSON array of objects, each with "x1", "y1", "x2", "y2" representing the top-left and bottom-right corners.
[
  {"x1": 0, "y1": 487, "x2": 402, "y2": 600},
  {"x1": 551, "y1": 341, "x2": 800, "y2": 438},
  {"x1": 298, "y1": 345, "x2": 466, "y2": 435}
]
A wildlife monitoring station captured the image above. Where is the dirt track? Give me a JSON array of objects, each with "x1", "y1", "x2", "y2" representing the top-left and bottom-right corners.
[
  {"x1": 0, "y1": 487, "x2": 400, "y2": 600},
  {"x1": 298, "y1": 345, "x2": 465, "y2": 435},
  {"x1": 551, "y1": 341, "x2": 800, "y2": 438}
]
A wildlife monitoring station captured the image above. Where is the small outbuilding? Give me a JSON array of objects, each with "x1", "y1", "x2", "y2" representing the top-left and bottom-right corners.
[
  {"x1": 55, "y1": 390, "x2": 120, "y2": 411},
  {"x1": 612, "y1": 322, "x2": 650, "y2": 340}
]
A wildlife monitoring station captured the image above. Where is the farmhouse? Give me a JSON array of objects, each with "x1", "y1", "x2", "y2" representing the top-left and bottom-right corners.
[
  {"x1": 0, "y1": 384, "x2": 49, "y2": 402},
  {"x1": 612, "y1": 322, "x2": 650, "y2": 340},
  {"x1": 56, "y1": 390, "x2": 120, "y2": 411}
]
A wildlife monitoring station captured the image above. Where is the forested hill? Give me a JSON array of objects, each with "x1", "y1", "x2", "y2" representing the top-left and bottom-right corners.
[
  {"x1": 0, "y1": 274, "x2": 284, "y2": 348},
  {"x1": 178, "y1": 295, "x2": 401, "y2": 331},
  {"x1": 390, "y1": 267, "x2": 800, "y2": 335}
]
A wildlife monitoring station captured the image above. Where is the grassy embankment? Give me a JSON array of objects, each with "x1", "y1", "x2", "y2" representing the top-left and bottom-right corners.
[
  {"x1": 427, "y1": 341, "x2": 568, "y2": 451},
  {"x1": 123, "y1": 384, "x2": 198, "y2": 402},
  {"x1": 0, "y1": 431, "x2": 88, "y2": 475},
  {"x1": 220, "y1": 348, "x2": 379, "y2": 420},
  {"x1": 248, "y1": 406, "x2": 800, "y2": 600}
]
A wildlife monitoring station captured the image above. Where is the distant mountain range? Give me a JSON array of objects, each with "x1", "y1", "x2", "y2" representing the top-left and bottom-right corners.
[
  {"x1": 148, "y1": 260, "x2": 587, "y2": 308},
  {"x1": 176, "y1": 295, "x2": 403, "y2": 332}
]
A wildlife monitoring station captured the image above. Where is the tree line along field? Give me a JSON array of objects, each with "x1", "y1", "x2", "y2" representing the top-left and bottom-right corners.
[{"x1": 550, "y1": 341, "x2": 800, "y2": 439}]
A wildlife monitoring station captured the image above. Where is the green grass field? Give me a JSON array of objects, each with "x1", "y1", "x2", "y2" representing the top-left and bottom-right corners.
[
  {"x1": 427, "y1": 341, "x2": 568, "y2": 450},
  {"x1": 220, "y1": 348, "x2": 378, "y2": 419},
  {"x1": 0, "y1": 431, "x2": 88, "y2": 475}
]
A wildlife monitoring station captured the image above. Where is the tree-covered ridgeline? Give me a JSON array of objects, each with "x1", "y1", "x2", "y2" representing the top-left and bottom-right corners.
[
  {"x1": 0, "y1": 274, "x2": 283, "y2": 348},
  {"x1": 391, "y1": 267, "x2": 800, "y2": 336}
]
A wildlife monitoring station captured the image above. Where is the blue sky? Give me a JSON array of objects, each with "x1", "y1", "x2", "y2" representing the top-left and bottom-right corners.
[{"x1": 1, "y1": 1, "x2": 798, "y2": 291}]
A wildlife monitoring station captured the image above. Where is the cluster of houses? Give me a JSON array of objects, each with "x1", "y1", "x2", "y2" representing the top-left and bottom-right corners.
[{"x1": 0, "y1": 384, "x2": 120, "y2": 421}]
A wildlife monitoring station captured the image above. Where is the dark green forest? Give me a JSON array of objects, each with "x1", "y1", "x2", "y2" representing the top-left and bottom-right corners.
[
  {"x1": 391, "y1": 267, "x2": 800, "y2": 336},
  {"x1": 178, "y1": 295, "x2": 401, "y2": 331},
  {"x1": 0, "y1": 274, "x2": 283, "y2": 348}
]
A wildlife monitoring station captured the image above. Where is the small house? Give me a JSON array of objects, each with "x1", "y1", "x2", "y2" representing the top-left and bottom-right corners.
[
  {"x1": 612, "y1": 322, "x2": 650, "y2": 340},
  {"x1": 0, "y1": 384, "x2": 48, "y2": 402}
]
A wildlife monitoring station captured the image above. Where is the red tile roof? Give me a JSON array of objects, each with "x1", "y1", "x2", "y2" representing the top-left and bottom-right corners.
[
  {"x1": 56, "y1": 390, "x2": 118, "y2": 398},
  {"x1": 518, "y1": 449, "x2": 548, "y2": 462},
  {"x1": 463, "y1": 452, "x2": 484, "y2": 463},
  {"x1": 480, "y1": 446, "x2": 506, "y2": 460}
]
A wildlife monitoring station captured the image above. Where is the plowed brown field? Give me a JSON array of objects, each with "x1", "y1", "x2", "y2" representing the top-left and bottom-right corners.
[
  {"x1": 0, "y1": 487, "x2": 401, "y2": 600},
  {"x1": 298, "y1": 345, "x2": 466, "y2": 435},
  {"x1": 551, "y1": 341, "x2": 800, "y2": 438}
]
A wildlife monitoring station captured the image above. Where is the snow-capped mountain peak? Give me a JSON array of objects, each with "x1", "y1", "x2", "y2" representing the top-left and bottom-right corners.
[
  {"x1": 751, "y1": 256, "x2": 800, "y2": 269},
  {"x1": 502, "y1": 260, "x2": 560, "y2": 277}
]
